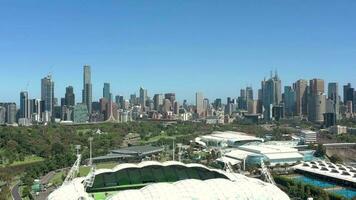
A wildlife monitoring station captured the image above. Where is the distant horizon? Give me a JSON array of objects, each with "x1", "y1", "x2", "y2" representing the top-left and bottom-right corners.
[
  {"x1": 1, "y1": 65, "x2": 355, "y2": 105},
  {"x1": 1, "y1": 1, "x2": 356, "y2": 104}
]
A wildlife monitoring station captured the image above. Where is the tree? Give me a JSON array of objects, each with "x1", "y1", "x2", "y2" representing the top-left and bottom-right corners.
[
  {"x1": 314, "y1": 144, "x2": 326, "y2": 158},
  {"x1": 329, "y1": 154, "x2": 343, "y2": 164}
]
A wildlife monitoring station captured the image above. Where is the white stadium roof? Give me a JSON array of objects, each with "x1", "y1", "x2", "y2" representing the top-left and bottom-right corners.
[
  {"x1": 108, "y1": 178, "x2": 290, "y2": 200},
  {"x1": 48, "y1": 161, "x2": 290, "y2": 200}
]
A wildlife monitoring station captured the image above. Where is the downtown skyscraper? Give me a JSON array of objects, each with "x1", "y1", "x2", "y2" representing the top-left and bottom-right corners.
[
  {"x1": 82, "y1": 65, "x2": 92, "y2": 114},
  {"x1": 41, "y1": 75, "x2": 54, "y2": 114}
]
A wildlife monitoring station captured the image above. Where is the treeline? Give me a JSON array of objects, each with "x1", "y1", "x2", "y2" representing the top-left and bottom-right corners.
[{"x1": 274, "y1": 175, "x2": 348, "y2": 200}]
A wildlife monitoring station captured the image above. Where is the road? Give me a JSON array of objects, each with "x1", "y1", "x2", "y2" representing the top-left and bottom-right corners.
[
  {"x1": 11, "y1": 182, "x2": 21, "y2": 200},
  {"x1": 11, "y1": 171, "x2": 57, "y2": 200}
]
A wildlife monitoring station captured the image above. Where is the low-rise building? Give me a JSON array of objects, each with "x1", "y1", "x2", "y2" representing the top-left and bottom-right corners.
[
  {"x1": 329, "y1": 125, "x2": 348, "y2": 135},
  {"x1": 300, "y1": 130, "x2": 317, "y2": 144}
]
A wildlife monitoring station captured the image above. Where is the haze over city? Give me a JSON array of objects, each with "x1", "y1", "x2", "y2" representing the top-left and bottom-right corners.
[{"x1": 1, "y1": 0, "x2": 356, "y2": 103}]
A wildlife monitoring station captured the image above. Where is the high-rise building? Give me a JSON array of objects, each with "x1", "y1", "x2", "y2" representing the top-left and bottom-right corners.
[
  {"x1": 343, "y1": 83, "x2": 354, "y2": 104},
  {"x1": 165, "y1": 93, "x2": 176, "y2": 104},
  {"x1": 139, "y1": 87, "x2": 147, "y2": 108},
  {"x1": 295, "y1": 79, "x2": 308, "y2": 117},
  {"x1": 327, "y1": 82, "x2": 340, "y2": 119},
  {"x1": 283, "y1": 86, "x2": 296, "y2": 117},
  {"x1": 73, "y1": 103, "x2": 89, "y2": 123},
  {"x1": 82, "y1": 65, "x2": 92, "y2": 114},
  {"x1": 103, "y1": 83, "x2": 111, "y2": 101},
  {"x1": 6, "y1": 103, "x2": 17, "y2": 124},
  {"x1": 308, "y1": 79, "x2": 326, "y2": 123},
  {"x1": 246, "y1": 87, "x2": 253, "y2": 101},
  {"x1": 214, "y1": 98, "x2": 222, "y2": 109},
  {"x1": 20, "y1": 91, "x2": 29, "y2": 119},
  {"x1": 0, "y1": 106, "x2": 6, "y2": 124},
  {"x1": 203, "y1": 98, "x2": 209, "y2": 113},
  {"x1": 309, "y1": 79, "x2": 324, "y2": 95},
  {"x1": 115, "y1": 95, "x2": 125, "y2": 109},
  {"x1": 153, "y1": 94, "x2": 164, "y2": 111},
  {"x1": 196, "y1": 92, "x2": 204, "y2": 117},
  {"x1": 262, "y1": 73, "x2": 282, "y2": 120},
  {"x1": 41, "y1": 75, "x2": 54, "y2": 114},
  {"x1": 65, "y1": 86, "x2": 75, "y2": 106}
]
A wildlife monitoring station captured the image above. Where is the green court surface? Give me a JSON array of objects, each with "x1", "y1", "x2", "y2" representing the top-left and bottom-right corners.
[{"x1": 91, "y1": 191, "x2": 118, "y2": 200}]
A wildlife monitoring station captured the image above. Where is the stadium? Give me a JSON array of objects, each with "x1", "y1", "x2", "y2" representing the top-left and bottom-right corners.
[{"x1": 48, "y1": 161, "x2": 290, "y2": 200}]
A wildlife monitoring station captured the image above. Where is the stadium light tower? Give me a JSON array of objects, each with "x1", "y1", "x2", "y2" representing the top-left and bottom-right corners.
[{"x1": 89, "y1": 137, "x2": 93, "y2": 166}]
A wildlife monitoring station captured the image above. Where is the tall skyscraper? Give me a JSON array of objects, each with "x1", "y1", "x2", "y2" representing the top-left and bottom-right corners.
[
  {"x1": 41, "y1": 75, "x2": 54, "y2": 114},
  {"x1": 20, "y1": 91, "x2": 29, "y2": 119},
  {"x1": 308, "y1": 79, "x2": 326, "y2": 123},
  {"x1": 6, "y1": 103, "x2": 17, "y2": 124},
  {"x1": 283, "y1": 86, "x2": 296, "y2": 117},
  {"x1": 343, "y1": 83, "x2": 354, "y2": 104},
  {"x1": 196, "y1": 92, "x2": 204, "y2": 117},
  {"x1": 153, "y1": 94, "x2": 164, "y2": 111},
  {"x1": 65, "y1": 86, "x2": 75, "y2": 106},
  {"x1": 103, "y1": 83, "x2": 111, "y2": 101},
  {"x1": 246, "y1": 87, "x2": 253, "y2": 101},
  {"x1": 0, "y1": 106, "x2": 5, "y2": 125},
  {"x1": 139, "y1": 87, "x2": 147, "y2": 108},
  {"x1": 262, "y1": 73, "x2": 282, "y2": 120},
  {"x1": 328, "y1": 82, "x2": 340, "y2": 119},
  {"x1": 295, "y1": 79, "x2": 308, "y2": 117},
  {"x1": 164, "y1": 93, "x2": 176, "y2": 104},
  {"x1": 82, "y1": 65, "x2": 92, "y2": 114}
]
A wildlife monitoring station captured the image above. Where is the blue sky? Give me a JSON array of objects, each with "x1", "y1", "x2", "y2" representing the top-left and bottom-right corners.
[{"x1": 1, "y1": 0, "x2": 356, "y2": 104}]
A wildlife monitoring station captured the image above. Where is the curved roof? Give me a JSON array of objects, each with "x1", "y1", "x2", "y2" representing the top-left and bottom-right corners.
[
  {"x1": 92, "y1": 161, "x2": 236, "y2": 180},
  {"x1": 108, "y1": 178, "x2": 290, "y2": 200}
]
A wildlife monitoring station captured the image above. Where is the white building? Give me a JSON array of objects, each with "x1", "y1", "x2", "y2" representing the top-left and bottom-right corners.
[
  {"x1": 329, "y1": 125, "x2": 348, "y2": 135},
  {"x1": 300, "y1": 130, "x2": 317, "y2": 144}
]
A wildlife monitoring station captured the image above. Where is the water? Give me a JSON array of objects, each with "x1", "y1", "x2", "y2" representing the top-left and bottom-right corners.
[
  {"x1": 294, "y1": 176, "x2": 336, "y2": 188},
  {"x1": 334, "y1": 189, "x2": 356, "y2": 199}
]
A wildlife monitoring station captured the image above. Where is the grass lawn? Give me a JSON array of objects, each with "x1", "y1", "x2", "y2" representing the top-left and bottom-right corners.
[{"x1": 0, "y1": 155, "x2": 44, "y2": 168}]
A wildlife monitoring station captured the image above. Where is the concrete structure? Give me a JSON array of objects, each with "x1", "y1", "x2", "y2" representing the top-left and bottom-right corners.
[
  {"x1": 308, "y1": 94, "x2": 326, "y2": 123},
  {"x1": 295, "y1": 79, "x2": 308, "y2": 117},
  {"x1": 196, "y1": 92, "x2": 204, "y2": 117},
  {"x1": 82, "y1": 65, "x2": 92, "y2": 114},
  {"x1": 0, "y1": 106, "x2": 5, "y2": 124},
  {"x1": 300, "y1": 130, "x2": 317, "y2": 144}
]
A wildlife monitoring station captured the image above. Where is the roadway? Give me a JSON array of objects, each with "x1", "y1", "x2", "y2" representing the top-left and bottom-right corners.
[{"x1": 11, "y1": 182, "x2": 21, "y2": 200}]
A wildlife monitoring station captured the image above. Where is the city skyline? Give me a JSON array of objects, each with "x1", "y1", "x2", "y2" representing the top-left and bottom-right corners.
[
  {"x1": 1, "y1": 1, "x2": 356, "y2": 103},
  {"x1": 0, "y1": 66, "x2": 355, "y2": 105}
]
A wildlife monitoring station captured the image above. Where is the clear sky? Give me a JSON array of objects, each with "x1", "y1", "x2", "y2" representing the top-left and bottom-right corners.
[{"x1": 1, "y1": 0, "x2": 355, "y2": 104}]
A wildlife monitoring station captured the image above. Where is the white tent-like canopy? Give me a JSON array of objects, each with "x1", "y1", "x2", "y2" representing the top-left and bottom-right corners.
[{"x1": 108, "y1": 179, "x2": 290, "y2": 200}]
